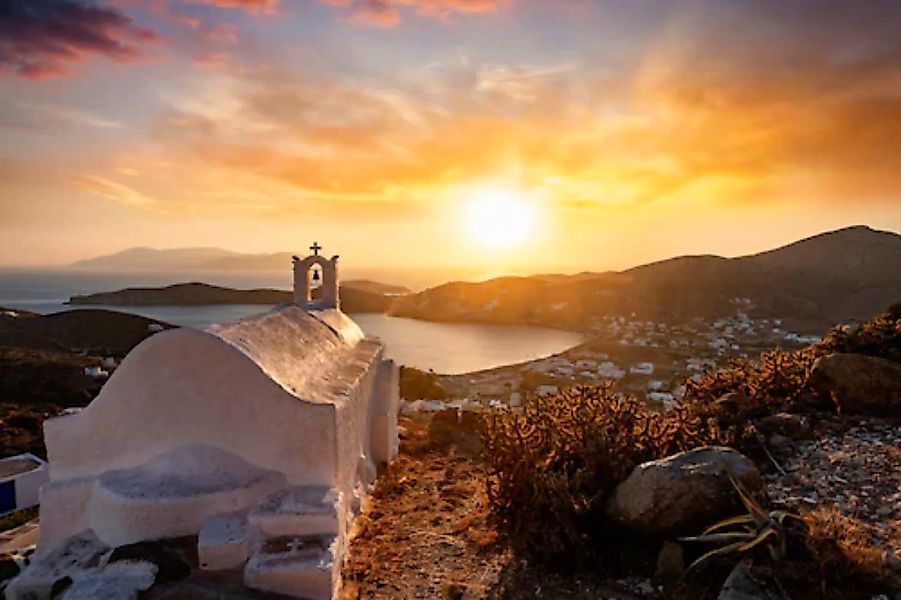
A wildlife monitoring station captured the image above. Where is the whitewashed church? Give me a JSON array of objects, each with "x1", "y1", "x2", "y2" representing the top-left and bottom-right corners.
[{"x1": 7, "y1": 245, "x2": 400, "y2": 600}]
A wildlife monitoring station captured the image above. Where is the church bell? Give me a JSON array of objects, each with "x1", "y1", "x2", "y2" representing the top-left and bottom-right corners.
[{"x1": 312, "y1": 269, "x2": 321, "y2": 282}]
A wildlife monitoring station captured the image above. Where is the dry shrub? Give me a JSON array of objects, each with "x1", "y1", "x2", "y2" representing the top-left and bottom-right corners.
[
  {"x1": 817, "y1": 302, "x2": 901, "y2": 363},
  {"x1": 805, "y1": 507, "x2": 901, "y2": 592},
  {"x1": 684, "y1": 349, "x2": 818, "y2": 414},
  {"x1": 680, "y1": 349, "x2": 822, "y2": 453},
  {"x1": 481, "y1": 385, "x2": 729, "y2": 560},
  {"x1": 681, "y1": 302, "x2": 901, "y2": 444}
]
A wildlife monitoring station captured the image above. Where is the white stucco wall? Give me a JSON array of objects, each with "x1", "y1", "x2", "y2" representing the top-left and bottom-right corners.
[
  {"x1": 44, "y1": 327, "x2": 337, "y2": 485},
  {"x1": 37, "y1": 305, "x2": 392, "y2": 559}
]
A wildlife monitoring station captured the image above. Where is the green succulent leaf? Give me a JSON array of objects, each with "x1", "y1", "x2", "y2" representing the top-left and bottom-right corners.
[
  {"x1": 700, "y1": 514, "x2": 756, "y2": 535},
  {"x1": 685, "y1": 541, "x2": 748, "y2": 574}
]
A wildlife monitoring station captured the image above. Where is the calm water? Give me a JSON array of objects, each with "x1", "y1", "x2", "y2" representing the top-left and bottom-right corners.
[{"x1": 0, "y1": 269, "x2": 582, "y2": 374}]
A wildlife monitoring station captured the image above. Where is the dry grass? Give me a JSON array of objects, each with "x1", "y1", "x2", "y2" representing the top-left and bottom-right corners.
[{"x1": 805, "y1": 507, "x2": 901, "y2": 593}]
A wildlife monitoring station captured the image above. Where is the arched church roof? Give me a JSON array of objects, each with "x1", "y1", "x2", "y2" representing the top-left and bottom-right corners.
[{"x1": 204, "y1": 305, "x2": 372, "y2": 404}]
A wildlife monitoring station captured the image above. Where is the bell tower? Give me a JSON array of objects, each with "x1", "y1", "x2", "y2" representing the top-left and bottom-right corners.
[{"x1": 292, "y1": 242, "x2": 340, "y2": 310}]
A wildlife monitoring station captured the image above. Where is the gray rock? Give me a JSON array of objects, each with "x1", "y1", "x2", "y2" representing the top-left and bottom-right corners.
[
  {"x1": 718, "y1": 561, "x2": 780, "y2": 600},
  {"x1": 809, "y1": 353, "x2": 901, "y2": 417},
  {"x1": 606, "y1": 446, "x2": 762, "y2": 535}
]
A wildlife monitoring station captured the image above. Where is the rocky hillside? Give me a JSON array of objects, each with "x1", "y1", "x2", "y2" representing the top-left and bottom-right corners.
[
  {"x1": 391, "y1": 226, "x2": 901, "y2": 333},
  {"x1": 0, "y1": 308, "x2": 173, "y2": 356},
  {"x1": 0, "y1": 309, "x2": 177, "y2": 457}
]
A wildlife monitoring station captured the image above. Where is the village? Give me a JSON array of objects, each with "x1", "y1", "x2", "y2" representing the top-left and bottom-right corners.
[{"x1": 422, "y1": 299, "x2": 824, "y2": 412}]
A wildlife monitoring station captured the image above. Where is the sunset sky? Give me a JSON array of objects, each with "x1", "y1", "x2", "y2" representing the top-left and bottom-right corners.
[{"x1": 1, "y1": 0, "x2": 899, "y2": 278}]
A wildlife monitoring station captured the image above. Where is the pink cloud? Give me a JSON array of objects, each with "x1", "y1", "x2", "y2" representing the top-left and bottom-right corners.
[
  {"x1": 181, "y1": 0, "x2": 280, "y2": 14},
  {"x1": 0, "y1": 0, "x2": 161, "y2": 79}
]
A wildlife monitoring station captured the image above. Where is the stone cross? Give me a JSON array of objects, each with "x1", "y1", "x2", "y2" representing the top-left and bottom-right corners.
[{"x1": 309, "y1": 242, "x2": 322, "y2": 256}]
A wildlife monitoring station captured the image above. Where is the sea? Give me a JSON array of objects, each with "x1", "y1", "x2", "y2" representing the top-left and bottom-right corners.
[{"x1": 0, "y1": 269, "x2": 583, "y2": 375}]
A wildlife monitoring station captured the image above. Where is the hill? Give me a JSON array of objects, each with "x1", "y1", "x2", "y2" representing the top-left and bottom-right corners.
[
  {"x1": 0, "y1": 309, "x2": 174, "y2": 356},
  {"x1": 66, "y1": 282, "x2": 397, "y2": 313},
  {"x1": 390, "y1": 226, "x2": 901, "y2": 333}
]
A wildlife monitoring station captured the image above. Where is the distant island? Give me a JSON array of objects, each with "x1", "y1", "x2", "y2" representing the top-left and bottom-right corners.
[{"x1": 67, "y1": 281, "x2": 403, "y2": 314}]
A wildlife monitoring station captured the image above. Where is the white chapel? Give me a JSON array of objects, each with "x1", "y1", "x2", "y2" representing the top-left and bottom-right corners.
[{"x1": 7, "y1": 244, "x2": 400, "y2": 600}]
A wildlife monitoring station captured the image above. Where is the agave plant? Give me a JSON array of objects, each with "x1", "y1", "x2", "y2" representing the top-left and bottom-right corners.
[{"x1": 681, "y1": 473, "x2": 807, "y2": 574}]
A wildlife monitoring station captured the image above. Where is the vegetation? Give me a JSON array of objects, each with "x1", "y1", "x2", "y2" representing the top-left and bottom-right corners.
[
  {"x1": 681, "y1": 475, "x2": 806, "y2": 575},
  {"x1": 481, "y1": 384, "x2": 730, "y2": 559},
  {"x1": 481, "y1": 303, "x2": 901, "y2": 589},
  {"x1": 805, "y1": 508, "x2": 901, "y2": 591},
  {"x1": 817, "y1": 301, "x2": 901, "y2": 363},
  {"x1": 679, "y1": 302, "x2": 901, "y2": 447},
  {"x1": 399, "y1": 367, "x2": 448, "y2": 401}
]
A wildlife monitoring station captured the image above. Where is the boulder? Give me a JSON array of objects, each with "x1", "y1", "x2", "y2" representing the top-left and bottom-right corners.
[
  {"x1": 606, "y1": 446, "x2": 762, "y2": 536},
  {"x1": 809, "y1": 353, "x2": 901, "y2": 416}
]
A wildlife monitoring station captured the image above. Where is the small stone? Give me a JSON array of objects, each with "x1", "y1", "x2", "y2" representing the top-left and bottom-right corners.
[
  {"x1": 718, "y1": 561, "x2": 780, "y2": 600},
  {"x1": 768, "y1": 434, "x2": 792, "y2": 450},
  {"x1": 655, "y1": 541, "x2": 684, "y2": 582}
]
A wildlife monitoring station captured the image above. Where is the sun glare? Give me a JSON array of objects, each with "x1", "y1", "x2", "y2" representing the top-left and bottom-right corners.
[{"x1": 464, "y1": 188, "x2": 537, "y2": 249}]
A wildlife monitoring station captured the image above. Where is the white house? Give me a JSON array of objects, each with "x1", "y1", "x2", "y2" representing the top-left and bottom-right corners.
[
  {"x1": 0, "y1": 454, "x2": 48, "y2": 517},
  {"x1": 9, "y1": 245, "x2": 399, "y2": 600},
  {"x1": 597, "y1": 362, "x2": 626, "y2": 380},
  {"x1": 630, "y1": 362, "x2": 655, "y2": 376}
]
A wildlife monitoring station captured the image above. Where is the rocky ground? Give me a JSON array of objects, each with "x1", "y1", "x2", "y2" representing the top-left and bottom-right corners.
[
  {"x1": 765, "y1": 415, "x2": 901, "y2": 567},
  {"x1": 341, "y1": 409, "x2": 901, "y2": 600}
]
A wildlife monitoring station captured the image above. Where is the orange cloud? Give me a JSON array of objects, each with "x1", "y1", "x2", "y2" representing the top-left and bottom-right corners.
[
  {"x1": 145, "y1": 24, "x2": 899, "y2": 224},
  {"x1": 72, "y1": 175, "x2": 157, "y2": 207},
  {"x1": 335, "y1": 0, "x2": 500, "y2": 28}
]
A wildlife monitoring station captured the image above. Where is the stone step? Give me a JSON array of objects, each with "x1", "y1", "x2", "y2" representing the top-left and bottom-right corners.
[
  {"x1": 198, "y1": 512, "x2": 251, "y2": 571},
  {"x1": 248, "y1": 486, "x2": 340, "y2": 538},
  {"x1": 243, "y1": 534, "x2": 336, "y2": 600}
]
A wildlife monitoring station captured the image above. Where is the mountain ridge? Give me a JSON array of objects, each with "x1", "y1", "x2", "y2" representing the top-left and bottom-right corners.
[{"x1": 389, "y1": 226, "x2": 901, "y2": 334}]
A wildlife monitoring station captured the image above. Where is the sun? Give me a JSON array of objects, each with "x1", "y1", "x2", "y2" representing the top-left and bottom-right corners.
[{"x1": 463, "y1": 188, "x2": 537, "y2": 249}]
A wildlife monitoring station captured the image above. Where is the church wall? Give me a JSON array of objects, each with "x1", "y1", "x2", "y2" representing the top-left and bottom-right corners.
[{"x1": 44, "y1": 328, "x2": 338, "y2": 485}]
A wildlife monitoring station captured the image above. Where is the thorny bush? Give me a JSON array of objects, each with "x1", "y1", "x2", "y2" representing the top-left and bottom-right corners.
[{"x1": 481, "y1": 384, "x2": 730, "y2": 560}]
